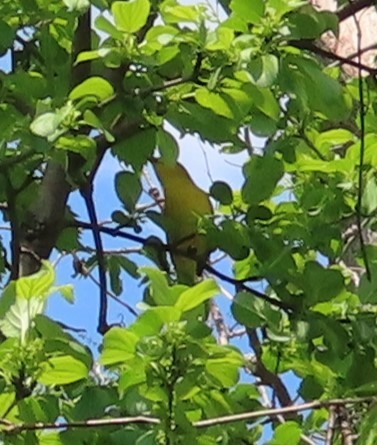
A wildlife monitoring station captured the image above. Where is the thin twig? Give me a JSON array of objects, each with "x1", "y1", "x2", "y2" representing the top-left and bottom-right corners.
[
  {"x1": 353, "y1": 10, "x2": 372, "y2": 280},
  {"x1": 205, "y1": 264, "x2": 294, "y2": 313},
  {"x1": 1, "y1": 397, "x2": 373, "y2": 433},
  {"x1": 337, "y1": 0, "x2": 376, "y2": 22},
  {"x1": 290, "y1": 40, "x2": 377, "y2": 74},
  {"x1": 71, "y1": 253, "x2": 138, "y2": 317},
  {"x1": 210, "y1": 300, "x2": 229, "y2": 345},
  {"x1": 136, "y1": 52, "x2": 203, "y2": 98},
  {"x1": 326, "y1": 406, "x2": 336, "y2": 445}
]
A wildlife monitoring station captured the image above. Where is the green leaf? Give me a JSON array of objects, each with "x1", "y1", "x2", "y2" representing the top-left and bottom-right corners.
[
  {"x1": 167, "y1": 101, "x2": 240, "y2": 144},
  {"x1": 39, "y1": 432, "x2": 65, "y2": 444},
  {"x1": 140, "y1": 267, "x2": 177, "y2": 306},
  {"x1": 0, "y1": 392, "x2": 16, "y2": 418},
  {"x1": 210, "y1": 181, "x2": 233, "y2": 205},
  {"x1": 83, "y1": 110, "x2": 114, "y2": 142},
  {"x1": 301, "y1": 262, "x2": 344, "y2": 305},
  {"x1": 69, "y1": 76, "x2": 114, "y2": 101},
  {"x1": 113, "y1": 128, "x2": 156, "y2": 169},
  {"x1": 162, "y1": 3, "x2": 200, "y2": 23},
  {"x1": 112, "y1": 0, "x2": 151, "y2": 34},
  {"x1": 95, "y1": 15, "x2": 124, "y2": 40},
  {"x1": 206, "y1": 358, "x2": 240, "y2": 387},
  {"x1": 242, "y1": 156, "x2": 284, "y2": 204},
  {"x1": 0, "y1": 282, "x2": 16, "y2": 320},
  {"x1": 118, "y1": 255, "x2": 139, "y2": 278},
  {"x1": 231, "y1": 0, "x2": 264, "y2": 24},
  {"x1": 280, "y1": 57, "x2": 350, "y2": 121},
  {"x1": 115, "y1": 171, "x2": 142, "y2": 212},
  {"x1": 270, "y1": 422, "x2": 302, "y2": 445},
  {"x1": 359, "y1": 264, "x2": 377, "y2": 304},
  {"x1": 130, "y1": 307, "x2": 181, "y2": 337},
  {"x1": 0, "y1": 297, "x2": 45, "y2": 342},
  {"x1": 231, "y1": 292, "x2": 264, "y2": 328},
  {"x1": 30, "y1": 112, "x2": 64, "y2": 140},
  {"x1": 119, "y1": 361, "x2": 147, "y2": 392},
  {"x1": 63, "y1": 0, "x2": 90, "y2": 11},
  {"x1": 157, "y1": 129, "x2": 179, "y2": 163},
  {"x1": 16, "y1": 261, "x2": 55, "y2": 300},
  {"x1": 50, "y1": 284, "x2": 75, "y2": 304},
  {"x1": 56, "y1": 134, "x2": 97, "y2": 155},
  {"x1": 217, "y1": 220, "x2": 250, "y2": 260},
  {"x1": 31, "y1": 102, "x2": 78, "y2": 141},
  {"x1": 352, "y1": 381, "x2": 377, "y2": 397},
  {"x1": 248, "y1": 54, "x2": 279, "y2": 88},
  {"x1": 195, "y1": 89, "x2": 234, "y2": 119},
  {"x1": 357, "y1": 404, "x2": 377, "y2": 445},
  {"x1": 145, "y1": 25, "x2": 179, "y2": 50},
  {"x1": 175, "y1": 279, "x2": 219, "y2": 312},
  {"x1": 288, "y1": 9, "x2": 338, "y2": 39},
  {"x1": 38, "y1": 356, "x2": 89, "y2": 385},
  {"x1": 206, "y1": 27, "x2": 234, "y2": 51},
  {"x1": 34, "y1": 315, "x2": 69, "y2": 339},
  {"x1": 0, "y1": 20, "x2": 15, "y2": 56},
  {"x1": 108, "y1": 256, "x2": 122, "y2": 296},
  {"x1": 100, "y1": 327, "x2": 139, "y2": 365},
  {"x1": 362, "y1": 177, "x2": 377, "y2": 214},
  {"x1": 71, "y1": 387, "x2": 117, "y2": 420}
]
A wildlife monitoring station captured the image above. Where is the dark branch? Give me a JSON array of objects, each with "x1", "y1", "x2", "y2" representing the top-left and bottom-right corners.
[
  {"x1": 137, "y1": 52, "x2": 204, "y2": 98},
  {"x1": 354, "y1": 18, "x2": 372, "y2": 280},
  {"x1": 79, "y1": 184, "x2": 110, "y2": 334},
  {"x1": 289, "y1": 39, "x2": 377, "y2": 75},
  {"x1": 246, "y1": 329, "x2": 294, "y2": 409},
  {"x1": 205, "y1": 265, "x2": 294, "y2": 312},
  {"x1": 71, "y1": 8, "x2": 91, "y2": 88},
  {"x1": 337, "y1": 0, "x2": 376, "y2": 22}
]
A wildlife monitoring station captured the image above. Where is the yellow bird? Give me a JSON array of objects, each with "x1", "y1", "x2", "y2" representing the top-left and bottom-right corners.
[{"x1": 153, "y1": 159, "x2": 213, "y2": 286}]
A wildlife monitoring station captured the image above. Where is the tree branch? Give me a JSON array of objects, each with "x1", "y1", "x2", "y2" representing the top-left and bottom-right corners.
[
  {"x1": 1, "y1": 397, "x2": 373, "y2": 433},
  {"x1": 205, "y1": 264, "x2": 294, "y2": 312},
  {"x1": 246, "y1": 329, "x2": 294, "y2": 409},
  {"x1": 289, "y1": 40, "x2": 377, "y2": 74},
  {"x1": 71, "y1": 253, "x2": 138, "y2": 317},
  {"x1": 337, "y1": 0, "x2": 376, "y2": 22},
  {"x1": 79, "y1": 183, "x2": 111, "y2": 334}
]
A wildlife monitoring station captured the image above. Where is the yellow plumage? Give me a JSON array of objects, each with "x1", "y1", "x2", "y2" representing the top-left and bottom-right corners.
[{"x1": 153, "y1": 159, "x2": 213, "y2": 286}]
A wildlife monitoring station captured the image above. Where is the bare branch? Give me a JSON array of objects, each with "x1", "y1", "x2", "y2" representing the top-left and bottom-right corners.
[
  {"x1": 289, "y1": 40, "x2": 377, "y2": 74},
  {"x1": 246, "y1": 329, "x2": 293, "y2": 409},
  {"x1": 1, "y1": 397, "x2": 373, "y2": 433},
  {"x1": 71, "y1": 253, "x2": 138, "y2": 317},
  {"x1": 325, "y1": 406, "x2": 336, "y2": 445},
  {"x1": 210, "y1": 300, "x2": 230, "y2": 345},
  {"x1": 337, "y1": 0, "x2": 376, "y2": 22}
]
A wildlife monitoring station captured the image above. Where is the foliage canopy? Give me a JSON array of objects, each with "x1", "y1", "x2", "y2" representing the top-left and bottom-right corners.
[{"x1": 0, "y1": 0, "x2": 377, "y2": 443}]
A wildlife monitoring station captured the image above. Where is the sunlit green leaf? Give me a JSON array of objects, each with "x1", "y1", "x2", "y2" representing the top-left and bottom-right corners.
[
  {"x1": 230, "y1": 0, "x2": 264, "y2": 24},
  {"x1": 112, "y1": 0, "x2": 151, "y2": 33},
  {"x1": 16, "y1": 261, "x2": 55, "y2": 300},
  {"x1": 70, "y1": 76, "x2": 114, "y2": 101},
  {"x1": 175, "y1": 279, "x2": 219, "y2": 312},
  {"x1": 100, "y1": 327, "x2": 139, "y2": 365},
  {"x1": 38, "y1": 356, "x2": 89, "y2": 385}
]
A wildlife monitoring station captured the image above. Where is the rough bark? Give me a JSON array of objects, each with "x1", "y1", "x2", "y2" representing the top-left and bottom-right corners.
[{"x1": 18, "y1": 162, "x2": 72, "y2": 277}]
